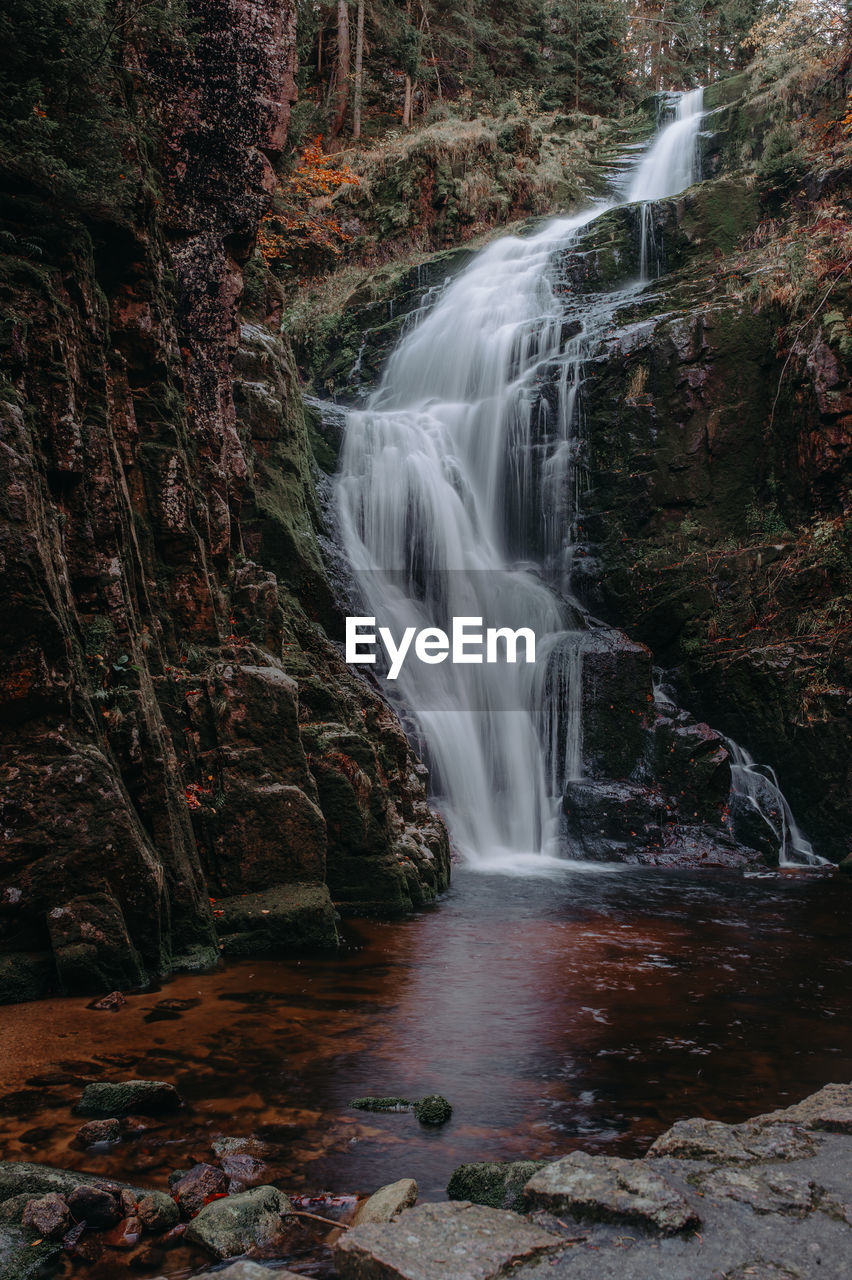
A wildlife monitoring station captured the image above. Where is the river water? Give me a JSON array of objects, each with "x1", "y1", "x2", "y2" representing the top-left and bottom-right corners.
[{"x1": 2, "y1": 868, "x2": 850, "y2": 1227}]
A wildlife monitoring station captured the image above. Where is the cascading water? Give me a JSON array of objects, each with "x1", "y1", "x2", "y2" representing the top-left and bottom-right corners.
[
  {"x1": 629, "y1": 87, "x2": 704, "y2": 278},
  {"x1": 337, "y1": 88, "x2": 810, "y2": 872},
  {"x1": 726, "y1": 741, "x2": 827, "y2": 868}
]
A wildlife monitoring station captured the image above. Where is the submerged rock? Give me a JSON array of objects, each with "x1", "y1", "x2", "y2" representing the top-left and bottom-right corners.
[
  {"x1": 76, "y1": 1080, "x2": 183, "y2": 1116},
  {"x1": 524, "y1": 1150, "x2": 700, "y2": 1234},
  {"x1": 185, "y1": 1185, "x2": 294, "y2": 1259},
  {"x1": 191, "y1": 1263, "x2": 302, "y2": 1280},
  {"x1": 447, "y1": 1161, "x2": 547, "y2": 1211},
  {"x1": 334, "y1": 1200, "x2": 563, "y2": 1279},
  {"x1": 353, "y1": 1178, "x2": 418, "y2": 1225}
]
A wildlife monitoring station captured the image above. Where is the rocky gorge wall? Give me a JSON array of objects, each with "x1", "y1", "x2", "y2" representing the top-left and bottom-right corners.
[{"x1": 0, "y1": 0, "x2": 449, "y2": 1003}]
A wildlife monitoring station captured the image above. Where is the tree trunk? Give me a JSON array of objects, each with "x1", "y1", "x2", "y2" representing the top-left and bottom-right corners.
[
  {"x1": 403, "y1": 74, "x2": 412, "y2": 128},
  {"x1": 331, "y1": 0, "x2": 350, "y2": 139},
  {"x1": 352, "y1": 0, "x2": 365, "y2": 140}
]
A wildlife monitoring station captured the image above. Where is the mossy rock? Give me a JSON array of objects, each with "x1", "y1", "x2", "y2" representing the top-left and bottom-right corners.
[
  {"x1": 214, "y1": 883, "x2": 339, "y2": 956},
  {"x1": 349, "y1": 1097, "x2": 413, "y2": 1113},
  {"x1": 76, "y1": 1080, "x2": 183, "y2": 1117},
  {"x1": 414, "y1": 1095, "x2": 452, "y2": 1126},
  {"x1": 447, "y1": 1161, "x2": 547, "y2": 1211}
]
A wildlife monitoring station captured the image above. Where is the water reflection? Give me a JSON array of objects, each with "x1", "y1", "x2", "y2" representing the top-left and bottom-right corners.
[{"x1": 1, "y1": 866, "x2": 850, "y2": 1211}]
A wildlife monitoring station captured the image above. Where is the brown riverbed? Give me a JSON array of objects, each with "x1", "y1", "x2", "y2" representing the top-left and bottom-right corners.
[{"x1": 2, "y1": 864, "x2": 851, "y2": 1276}]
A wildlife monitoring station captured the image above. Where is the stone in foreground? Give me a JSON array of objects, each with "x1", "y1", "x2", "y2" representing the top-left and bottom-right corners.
[
  {"x1": 185, "y1": 1185, "x2": 293, "y2": 1259},
  {"x1": 76, "y1": 1079, "x2": 183, "y2": 1116},
  {"x1": 524, "y1": 1150, "x2": 699, "y2": 1234},
  {"x1": 333, "y1": 1200, "x2": 563, "y2": 1280},
  {"x1": 353, "y1": 1178, "x2": 418, "y2": 1225}
]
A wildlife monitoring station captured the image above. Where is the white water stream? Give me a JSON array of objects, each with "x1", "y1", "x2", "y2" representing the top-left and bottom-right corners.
[{"x1": 337, "y1": 90, "x2": 819, "y2": 871}]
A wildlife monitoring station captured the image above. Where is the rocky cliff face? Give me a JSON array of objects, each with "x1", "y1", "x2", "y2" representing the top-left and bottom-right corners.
[
  {"x1": 569, "y1": 74, "x2": 852, "y2": 860},
  {"x1": 0, "y1": 0, "x2": 449, "y2": 1002}
]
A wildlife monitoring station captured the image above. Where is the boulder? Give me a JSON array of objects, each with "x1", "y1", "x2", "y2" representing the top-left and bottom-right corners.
[
  {"x1": 447, "y1": 1161, "x2": 547, "y2": 1212},
  {"x1": 562, "y1": 780, "x2": 667, "y2": 860},
  {"x1": 524, "y1": 1150, "x2": 700, "y2": 1234},
  {"x1": 220, "y1": 1153, "x2": 269, "y2": 1192},
  {"x1": 333, "y1": 1201, "x2": 563, "y2": 1280},
  {"x1": 76, "y1": 1079, "x2": 183, "y2": 1116},
  {"x1": 214, "y1": 883, "x2": 339, "y2": 956},
  {"x1": 21, "y1": 1193, "x2": 69, "y2": 1239},
  {"x1": 46, "y1": 892, "x2": 145, "y2": 996},
  {"x1": 185, "y1": 1185, "x2": 293, "y2": 1259},
  {"x1": 73, "y1": 1118, "x2": 121, "y2": 1148},
  {"x1": 353, "y1": 1179, "x2": 417, "y2": 1226}
]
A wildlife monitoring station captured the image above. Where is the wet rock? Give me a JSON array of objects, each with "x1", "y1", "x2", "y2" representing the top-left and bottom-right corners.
[
  {"x1": 21, "y1": 1192, "x2": 69, "y2": 1239},
  {"x1": 752, "y1": 1082, "x2": 852, "y2": 1134},
  {"x1": 0, "y1": 1161, "x2": 176, "y2": 1230},
  {"x1": 647, "y1": 1117, "x2": 816, "y2": 1163},
  {"x1": 524, "y1": 1150, "x2": 700, "y2": 1234},
  {"x1": 169, "y1": 1162, "x2": 229, "y2": 1218},
  {"x1": 47, "y1": 894, "x2": 146, "y2": 996},
  {"x1": 137, "y1": 1194, "x2": 180, "y2": 1233},
  {"x1": 721, "y1": 1266, "x2": 801, "y2": 1280},
  {"x1": 698, "y1": 1167, "x2": 819, "y2": 1216},
  {"x1": 334, "y1": 1200, "x2": 563, "y2": 1279},
  {"x1": 66, "y1": 1184, "x2": 121, "y2": 1229},
  {"x1": 447, "y1": 1161, "x2": 547, "y2": 1211},
  {"x1": 413, "y1": 1095, "x2": 452, "y2": 1126},
  {"x1": 77, "y1": 1079, "x2": 183, "y2": 1116},
  {"x1": 185, "y1": 1185, "x2": 293, "y2": 1259},
  {"x1": 73, "y1": 1118, "x2": 121, "y2": 1148},
  {"x1": 219, "y1": 1153, "x2": 269, "y2": 1192},
  {"x1": 353, "y1": 1178, "x2": 417, "y2": 1226},
  {"x1": 88, "y1": 990, "x2": 127, "y2": 1011},
  {"x1": 562, "y1": 780, "x2": 667, "y2": 860},
  {"x1": 215, "y1": 883, "x2": 339, "y2": 956}
]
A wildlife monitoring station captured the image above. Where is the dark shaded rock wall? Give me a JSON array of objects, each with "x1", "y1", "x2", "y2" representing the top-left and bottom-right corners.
[{"x1": 0, "y1": 0, "x2": 449, "y2": 1002}]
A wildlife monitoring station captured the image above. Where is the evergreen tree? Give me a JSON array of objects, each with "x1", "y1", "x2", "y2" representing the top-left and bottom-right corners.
[{"x1": 545, "y1": 0, "x2": 629, "y2": 113}]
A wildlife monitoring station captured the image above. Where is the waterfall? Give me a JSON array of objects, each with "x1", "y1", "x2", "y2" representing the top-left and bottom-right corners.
[
  {"x1": 726, "y1": 741, "x2": 828, "y2": 868},
  {"x1": 629, "y1": 87, "x2": 704, "y2": 278},
  {"x1": 336, "y1": 90, "x2": 717, "y2": 871}
]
